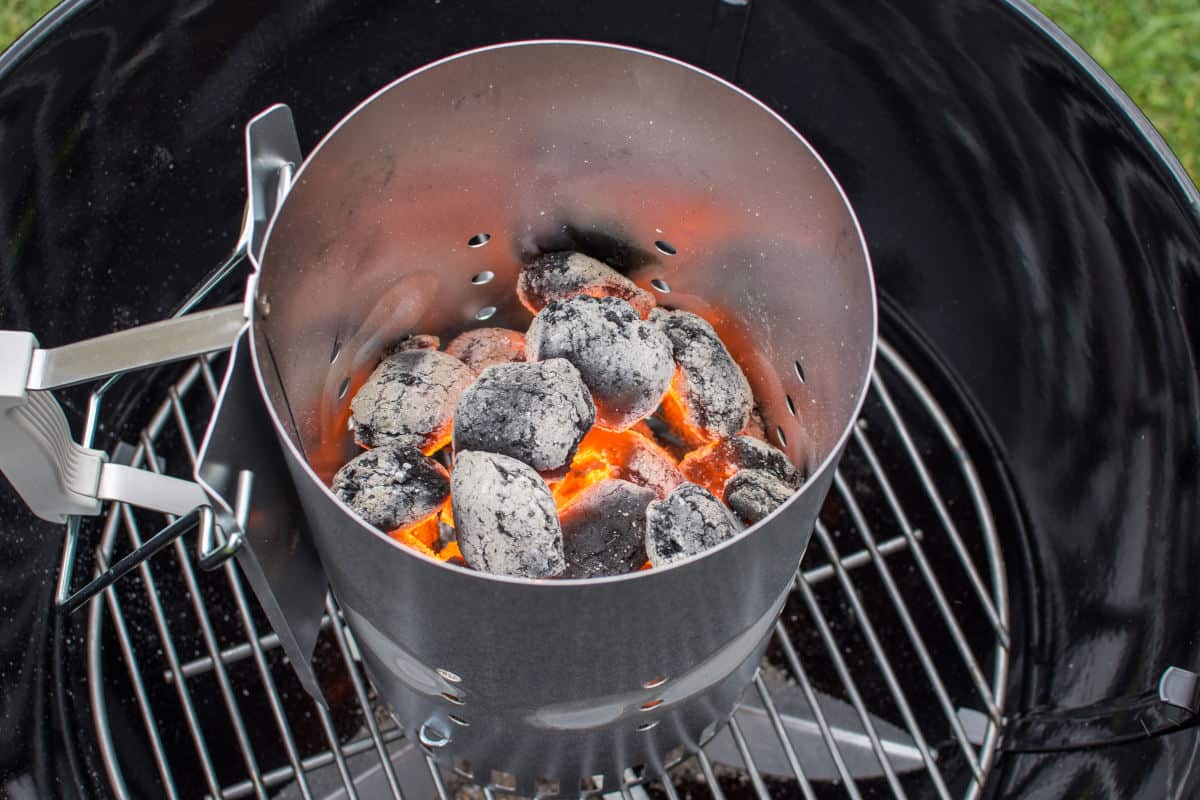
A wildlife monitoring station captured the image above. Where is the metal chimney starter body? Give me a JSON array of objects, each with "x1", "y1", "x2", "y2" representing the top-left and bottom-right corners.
[
  {"x1": 0, "y1": 40, "x2": 875, "y2": 793},
  {"x1": 253, "y1": 42, "x2": 876, "y2": 791}
]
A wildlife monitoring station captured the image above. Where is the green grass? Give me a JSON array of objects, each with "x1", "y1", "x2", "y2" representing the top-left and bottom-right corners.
[
  {"x1": 0, "y1": 0, "x2": 56, "y2": 52},
  {"x1": 1035, "y1": 0, "x2": 1200, "y2": 181},
  {"x1": 0, "y1": 0, "x2": 1196, "y2": 180}
]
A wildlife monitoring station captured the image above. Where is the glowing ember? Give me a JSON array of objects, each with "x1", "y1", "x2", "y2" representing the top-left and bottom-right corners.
[
  {"x1": 551, "y1": 427, "x2": 683, "y2": 508},
  {"x1": 327, "y1": 249, "x2": 805, "y2": 576},
  {"x1": 680, "y1": 435, "x2": 801, "y2": 497}
]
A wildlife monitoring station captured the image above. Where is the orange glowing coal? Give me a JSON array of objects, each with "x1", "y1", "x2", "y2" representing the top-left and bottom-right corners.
[
  {"x1": 389, "y1": 498, "x2": 461, "y2": 561},
  {"x1": 656, "y1": 375, "x2": 712, "y2": 449},
  {"x1": 550, "y1": 426, "x2": 683, "y2": 509},
  {"x1": 678, "y1": 438, "x2": 743, "y2": 497}
]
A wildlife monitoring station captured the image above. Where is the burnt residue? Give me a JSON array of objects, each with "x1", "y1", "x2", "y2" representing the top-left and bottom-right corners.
[
  {"x1": 330, "y1": 445, "x2": 449, "y2": 530},
  {"x1": 451, "y1": 451, "x2": 565, "y2": 578},
  {"x1": 651, "y1": 308, "x2": 753, "y2": 440},
  {"x1": 518, "y1": 251, "x2": 656, "y2": 317},
  {"x1": 644, "y1": 482, "x2": 742, "y2": 567},
  {"x1": 453, "y1": 359, "x2": 595, "y2": 475},
  {"x1": 445, "y1": 327, "x2": 526, "y2": 373},
  {"x1": 723, "y1": 468, "x2": 794, "y2": 525},
  {"x1": 526, "y1": 295, "x2": 674, "y2": 431},
  {"x1": 561, "y1": 479, "x2": 655, "y2": 578},
  {"x1": 349, "y1": 349, "x2": 474, "y2": 450}
]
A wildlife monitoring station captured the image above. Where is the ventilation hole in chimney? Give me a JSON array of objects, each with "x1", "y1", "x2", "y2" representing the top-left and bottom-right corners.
[
  {"x1": 776, "y1": 426, "x2": 788, "y2": 448},
  {"x1": 649, "y1": 278, "x2": 671, "y2": 293},
  {"x1": 442, "y1": 692, "x2": 466, "y2": 705},
  {"x1": 468, "y1": 233, "x2": 491, "y2": 248},
  {"x1": 785, "y1": 394, "x2": 796, "y2": 416},
  {"x1": 491, "y1": 770, "x2": 517, "y2": 791},
  {"x1": 471, "y1": 270, "x2": 495, "y2": 285},
  {"x1": 437, "y1": 668, "x2": 463, "y2": 683},
  {"x1": 336, "y1": 377, "x2": 350, "y2": 399},
  {"x1": 329, "y1": 339, "x2": 342, "y2": 364},
  {"x1": 642, "y1": 676, "x2": 669, "y2": 689},
  {"x1": 640, "y1": 699, "x2": 663, "y2": 711},
  {"x1": 636, "y1": 721, "x2": 659, "y2": 732},
  {"x1": 475, "y1": 306, "x2": 497, "y2": 321},
  {"x1": 794, "y1": 359, "x2": 806, "y2": 383},
  {"x1": 654, "y1": 240, "x2": 677, "y2": 256},
  {"x1": 448, "y1": 714, "x2": 470, "y2": 727}
]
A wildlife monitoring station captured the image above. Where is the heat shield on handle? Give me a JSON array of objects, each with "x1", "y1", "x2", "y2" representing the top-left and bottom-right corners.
[{"x1": 196, "y1": 326, "x2": 330, "y2": 705}]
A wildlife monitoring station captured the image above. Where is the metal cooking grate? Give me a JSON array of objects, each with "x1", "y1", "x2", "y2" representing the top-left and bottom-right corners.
[{"x1": 81, "y1": 337, "x2": 1009, "y2": 800}]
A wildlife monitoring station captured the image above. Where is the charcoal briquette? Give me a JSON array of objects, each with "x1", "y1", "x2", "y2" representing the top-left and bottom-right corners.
[
  {"x1": 384, "y1": 334, "x2": 440, "y2": 355},
  {"x1": 561, "y1": 479, "x2": 656, "y2": 578},
  {"x1": 650, "y1": 308, "x2": 752, "y2": 441},
  {"x1": 644, "y1": 482, "x2": 742, "y2": 567},
  {"x1": 724, "y1": 468, "x2": 794, "y2": 524},
  {"x1": 518, "y1": 251, "x2": 656, "y2": 317},
  {"x1": 453, "y1": 359, "x2": 595, "y2": 474},
  {"x1": 526, "y1": 295, "x2": 674, "y2": 430},
  {"x1": 679, "y1": 434, "x2": 802, "y2": 496},
  {"x1": 445, "y1": 327, "x2": 526, "y2": 373},
  {"x1": 350, "y1": 349, "x2": 474, "y2": 451},
  {"x1": 452, "y1": 451, "x2": 565, "y2": 578},
  {"x1": 330, "y1": 445, "x2": 450, "y2": 531}
]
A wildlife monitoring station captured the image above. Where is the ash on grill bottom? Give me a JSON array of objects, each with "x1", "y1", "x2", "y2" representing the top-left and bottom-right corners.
[
  {"x1": 83, "y1": 328, "x2": 1012, "y2": 800},
  {"x1": 334, "y1": 251, "x2": 801, "y2": 580}
]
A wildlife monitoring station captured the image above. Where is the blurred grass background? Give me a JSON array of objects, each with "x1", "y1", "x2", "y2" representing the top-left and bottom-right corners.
[{"x1": 0, "y1": 0, "x2": 1197, "y2": 180}]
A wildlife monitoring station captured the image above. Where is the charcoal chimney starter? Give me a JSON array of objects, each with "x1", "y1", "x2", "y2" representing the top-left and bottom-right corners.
[{"x1": 226, "y1": 40, "x2": 875, "y2": 791}]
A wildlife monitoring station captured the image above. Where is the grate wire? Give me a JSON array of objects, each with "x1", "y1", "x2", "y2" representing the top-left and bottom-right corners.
[{"x1": 82, "y1": 340, "x2": 1009, "y2": 800}]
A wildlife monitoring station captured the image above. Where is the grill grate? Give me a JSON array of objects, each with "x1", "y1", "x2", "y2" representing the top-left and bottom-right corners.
[{"x1": 82, "y1": 338, "x2": 1009, "y2": 800}]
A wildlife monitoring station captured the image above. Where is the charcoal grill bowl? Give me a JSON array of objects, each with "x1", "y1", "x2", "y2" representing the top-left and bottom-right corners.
[{"x1": 252, "y1": 41, "x2": 875, "y2": 790}]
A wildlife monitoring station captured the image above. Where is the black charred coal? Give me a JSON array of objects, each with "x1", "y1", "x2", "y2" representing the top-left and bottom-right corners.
[
  {"x1": 724, "y1": 469, "x2": 794, "y2": 524},
  {"x1": 526, "y1": 295, "x2": 674, "y2": 431},
  {"x1": 453, "y1": 359, "x2": 595, "y2": 474},
  {"x1": 728, "y1": 436, "x2": 802, "y2": 488},
  {"x1": 561, "y1": 479, "x2": 655, "y2": 578},
  {"x1": 331, "y1": 445, "x2": 449, "y2": 530},
  {"x1": 451, "y1": 451, "x2": 564, "y2": 578},
  {"x1": 645, "y1": 482, "x2": 742, "y2": 567},
  {"x1": 650, "y1": 308, "x2": 752, "y2": 439},
  {"x1": 384, "y1": 333, "x2": 440, "y2": 355},
  {"x1": 518, "y1": 251, "x2": 656, "y2": 317},
  {"x1": 350, "y1": 349, "x2": 474, "y2": 450},
  {"x1": 445, "y1": 327, "x2": 526, "y2": 373}
]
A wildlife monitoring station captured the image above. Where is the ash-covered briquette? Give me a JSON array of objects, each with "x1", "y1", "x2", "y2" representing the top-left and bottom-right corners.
[
  {"x1": 525, "y1": 295, "x2": 674, "y2": 431},
  {"x1": 650, "y1": 308, "x2": 753, "y2": 441},
  {"x1": 384, "y1": 333, "x2": 440, "y2": 355},
  {"x1": 451, "y1": 451, "x2": 565, "y2": 578},
  {"x1": 445, "y1": 327, "x2": 526, "y2": 373},
  {"x1": 561, "y1": 479, "x2": 656, "y2": 578},
  {"x1": 518, "y1": 251, "x2": 656, "y2": 318},
  {"x1": 330, "y1": 445, "x2": 449, "y2": 531},
  {"x1": 350, "y1": 349, "x2": 474, "y2": 451},
  {"x1": 645, "y1": 482, "x2": 743, "y2": 567},
  {"x1": 453, "y1": 359, "x2": 595, "y2": 474},
  {"x1": 680, "y1": 434, "x2": 802, "y2": 496},
  {"x1": 724, "y1": 469, "x2": 794, "y2": 524},
  {"x1": 743, "y1": 407, "x2": 768, "y2": 441}
]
